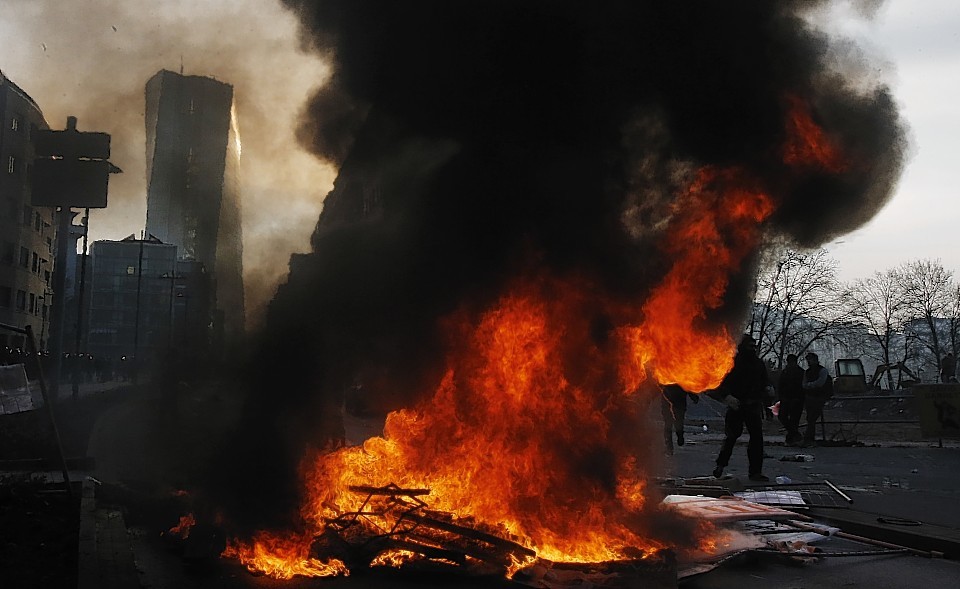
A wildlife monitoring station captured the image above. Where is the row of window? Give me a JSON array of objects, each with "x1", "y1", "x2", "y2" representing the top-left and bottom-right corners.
[
  {"x1": 1, "y1": 240, "x2": 51, "y2": 281},
  {"x1": 0, "y1": 284, "x2": 48, "y2": 317},
  {"x1": 3, "y1": 200, "x2": 53, "y2": 238}
]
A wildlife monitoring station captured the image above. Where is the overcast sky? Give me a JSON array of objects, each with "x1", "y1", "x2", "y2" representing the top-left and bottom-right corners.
[
  {"x1": 1, "y1": 0, "x2": 958, "y2": 317},
  {"x1": 815, "y1": 0, "x2": 960, "y2": 281}
]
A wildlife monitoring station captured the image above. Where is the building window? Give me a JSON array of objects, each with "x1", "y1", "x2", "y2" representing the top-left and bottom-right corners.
[
  {"x1": 34, "y1": 212, "x2": 42, "y2": 232},
  {"x1": 15, "y1": 290, "x2": 26, "y2": 311},
  {"x1": 19, "y1": 247, "x2": 29, "y2": 269},
  {"x1": 29, "y1": 293, "x2": 36, "y2": 314},
  {"x1": 31, "y1": 252, "x2": 38, "y2": 273},
  {"x1": 11, "y1": 117, "x2": 19, "y2": 131},
  {"x1": 6, "y1": 156, "x2": 14, "y2": 174},
  {"x1": 0, "y1": 286, "x2": 11, "y2": 308}
]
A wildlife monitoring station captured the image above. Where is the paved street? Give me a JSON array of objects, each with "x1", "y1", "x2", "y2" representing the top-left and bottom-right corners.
[{"x1": 77, "y1": 386, "x2": 960, "y2": 588}]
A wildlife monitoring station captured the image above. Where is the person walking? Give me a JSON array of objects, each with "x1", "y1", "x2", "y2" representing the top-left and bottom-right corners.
[
  {"x1": 713, "y1": 334, "x2": 772, "y2": 481},
  {"x1": 940, "y1": 352, "x2": 956, "y2": 383},
  {"x1": 660, "y1": 383, "x2": 699, "y2": 454},
  {"x1": 801, "y1": 352, "x2": 831, "y2": 448},
  {"x1": 777, "y1": 353, "x2": 805, "y2": 446}
]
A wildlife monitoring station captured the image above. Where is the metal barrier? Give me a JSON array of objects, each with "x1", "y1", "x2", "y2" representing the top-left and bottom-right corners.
[
  {"x1": 802, "y1": 393, "x2": 921, "y2": 445},
  {"x1": 0, "y1": 322, "x2": 72, "y2": 495}
]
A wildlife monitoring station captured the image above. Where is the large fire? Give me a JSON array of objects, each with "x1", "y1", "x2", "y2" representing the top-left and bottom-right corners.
[{"x1": 224, "y1": 95, "x2": 846, "y2": 578}]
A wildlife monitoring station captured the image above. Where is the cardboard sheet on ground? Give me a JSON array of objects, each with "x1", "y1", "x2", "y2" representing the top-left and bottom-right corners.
[{"x1": 662, "y1": 494, "x2": 798, "y2": 522}]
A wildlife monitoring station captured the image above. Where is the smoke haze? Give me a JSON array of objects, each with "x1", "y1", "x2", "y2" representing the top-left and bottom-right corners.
[{"x1": 0, "y1": 0, "x2": 336, "y2": 323}]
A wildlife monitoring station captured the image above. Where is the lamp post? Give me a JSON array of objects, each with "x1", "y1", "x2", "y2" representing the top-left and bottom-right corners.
[{"x1": 37, "y1": 295, "x2": 47, "y2": 350}]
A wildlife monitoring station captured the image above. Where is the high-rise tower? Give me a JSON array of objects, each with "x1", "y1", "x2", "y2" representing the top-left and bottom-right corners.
[{"x1": 145, "y1": 70, "x2": 244, "y2": 344}]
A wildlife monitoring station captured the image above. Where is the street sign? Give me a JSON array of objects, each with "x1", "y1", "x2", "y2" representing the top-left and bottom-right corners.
[
  {"x1": 913, "y1": 384, "x2": 960, "y2": 439},
  {"x1": 30, "y1": 119, "x2": 117, "y2": 209},
  {"x1": 34, "y1": 129, "x2": 110, "y2": 160},
  {"x1": 32, "y1": 159, "x2": 110, "y2": 208}
]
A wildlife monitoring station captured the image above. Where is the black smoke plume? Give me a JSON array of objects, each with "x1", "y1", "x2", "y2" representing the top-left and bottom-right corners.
[{"x1": 214, "y1": 1, "x2": 905, "y2": 531}]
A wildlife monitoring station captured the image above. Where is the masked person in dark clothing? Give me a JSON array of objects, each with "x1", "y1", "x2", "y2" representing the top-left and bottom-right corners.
[
  {"x1": 713, "y1": 335, "x2": 771, "y2": 481},
  {"x1": 777, "y1": 353, "x2": 805, "y2": 446},
  {"x1": 801, "y1": 352, "x2": 831, "y2": 447}
]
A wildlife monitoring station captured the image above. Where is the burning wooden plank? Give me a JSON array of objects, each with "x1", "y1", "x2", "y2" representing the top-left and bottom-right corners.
[
  {"x1": 318, "y1": 483, "x2": 536, "y2": 572},
  {"x1": 348, "y1": 484, "x2": 431, "y2": 497}
]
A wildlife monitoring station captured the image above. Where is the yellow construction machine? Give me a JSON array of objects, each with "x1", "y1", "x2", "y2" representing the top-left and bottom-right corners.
[{"x1": 833, "y1": 358, "x2": 919, "y2": 395}]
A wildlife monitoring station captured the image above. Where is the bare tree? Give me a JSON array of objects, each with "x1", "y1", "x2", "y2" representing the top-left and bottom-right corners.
[
  {"x1": 896, "y1": 259, "x2": 954, "y2": 377},
  {"x1": 751, "y1": 247, "x2": 850, "y2": 367},
  {"x1": 945, "y1": 282, "x2": 960, "y2": 361},
  {"x1": 845, "y1": 269, "x2": 911, "y2": 389}
]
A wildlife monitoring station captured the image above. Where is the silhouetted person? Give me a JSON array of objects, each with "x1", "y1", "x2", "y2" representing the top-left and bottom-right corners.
[
  {"x1": 713, "y1": 335, "x2": 771, "y2": 481},
  {"x1": 801, "y1": 352, "x2": 831, "y2": 447},
  {"x1": 777, "y1": 353, "x2": 805, "y2": 446},
  {"x1": 940, "y1": 353, "x2": 956, "y2": 383},
  {"x1": 660, "y1": 383, "x2": 699, "y2": 455}
]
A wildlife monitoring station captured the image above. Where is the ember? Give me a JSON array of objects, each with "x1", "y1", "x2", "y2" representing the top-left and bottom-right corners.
[{"x1": 168, "y1": 513, "x2": 196, "y2": 539}]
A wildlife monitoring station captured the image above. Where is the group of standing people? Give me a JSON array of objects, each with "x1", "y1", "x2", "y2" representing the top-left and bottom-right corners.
[
  {"x1": 663, "y1": 336, "x2": 957, "y2": 480},
  {"x1": 775, "y1": 351, "x2": 832, "y2": 447},
  {"x1": 661, "y1": 334, "x2": 834, "y2": 482},
  {"x1": 709, "y1": 336, "x2": 832, "y2": 480}
]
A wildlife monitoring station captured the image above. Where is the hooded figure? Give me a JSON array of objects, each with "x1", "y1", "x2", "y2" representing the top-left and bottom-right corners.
[{"x1": 713, "y1": 334, "x2": 771, "y2": 481}]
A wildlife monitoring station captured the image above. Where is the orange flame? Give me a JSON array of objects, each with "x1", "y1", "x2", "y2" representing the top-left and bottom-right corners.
[
  {"x1": 225, "y1": 95, "x2": 841, "y2": 579},
  {"x1": 294, "y1": 171, "x2": 774, "y2": 567},
  {"x1": 783, "y1": 94, "x2": 848, "y2": 173},
  {"x1": 222, "y1": 531, "x2": 348, "y2": 580},
  {"x1": 633, "y1": 166, "x2": 774, "y2": 391},
  {"x1": 168, "y1": 513, "x2": 196, "y2": 539}
]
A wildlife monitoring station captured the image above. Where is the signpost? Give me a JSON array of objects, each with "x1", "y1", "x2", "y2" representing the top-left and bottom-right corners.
[
  {"x1": 913, "y1": 384, "x2": 960, "y2": 440},
  {"x1": 31, "y1": 117, "x2": 119, "y2": 399}
]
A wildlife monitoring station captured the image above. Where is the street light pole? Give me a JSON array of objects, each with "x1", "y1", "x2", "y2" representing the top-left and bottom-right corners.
[
  {"x1": 38, "y1": 295, "x2": 47, "y2": 349},
  {"x1": 72, "y1": 208, "x2": 90, "y2": 400},
  {"x1": 132, "y1": 231, "x2": 145, "y2": 385},
  {"x1": 46, "y1": 205, "x2": 77, "y2": 400}
]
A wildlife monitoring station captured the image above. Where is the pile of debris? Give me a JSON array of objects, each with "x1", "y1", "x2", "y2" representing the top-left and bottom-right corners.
[
  {"x1": 208, "y1": 479, "x2": 952, "y2": 588},
  {"x1": 309, "y1": 483, "x2": 677, "y2": 588}
]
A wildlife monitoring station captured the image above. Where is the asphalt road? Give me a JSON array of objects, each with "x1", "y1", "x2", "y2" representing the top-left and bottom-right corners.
[{"x1": 83, "y1": 387, "x2": 960, "y2": 588}]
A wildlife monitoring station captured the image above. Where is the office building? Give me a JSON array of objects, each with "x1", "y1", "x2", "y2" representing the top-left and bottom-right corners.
[
  {"x1": 0, "y1": 70, "x2": 55, "y2": 350},
  {"x1": 144, "y1": 70, "x2": 244, "y2": 347},
  {"x1": 84, "y1": 235, "x2": 214, "y2": 377}
]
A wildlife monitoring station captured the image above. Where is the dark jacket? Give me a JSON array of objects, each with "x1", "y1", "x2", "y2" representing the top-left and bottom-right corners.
[
  {"x1": 720, "y1": 348, "x2": 770, "y2": 404},
  {"x1": 778, "y1": 364, "x2": 805, "y2": 400},
  {"x1": 802, "y1": 365, "x2": 830, "y2": 397}
]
